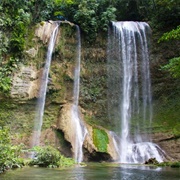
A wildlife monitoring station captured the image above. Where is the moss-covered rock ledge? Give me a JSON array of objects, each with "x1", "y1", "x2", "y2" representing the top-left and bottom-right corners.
[{"x1": 56, "y1": 103, "x2": 119, "y2": 162}]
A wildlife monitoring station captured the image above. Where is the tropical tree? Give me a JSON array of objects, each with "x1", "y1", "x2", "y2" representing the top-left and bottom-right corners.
[
  {"x1": 53, "y1": 0, "x2": 77, "y2": 21},
  {"x1": 160, "y1": 26, "x2": 180, "y2": 78},
  {"x1": 29, "y1": 0, "x2": 55, "y2": 23},
  {"x1": 74, "y1": 0, "x2": 116, "y2": 42},
  {"x1": 151, "y1": 0, "x2": 180, "y2": 29},
  {"x1": 0, "y1": 0, "x2": 31, "y2": 93}
]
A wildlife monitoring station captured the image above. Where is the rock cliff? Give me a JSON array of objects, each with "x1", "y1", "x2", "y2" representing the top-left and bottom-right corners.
[{"x1": 0, "y1": 21, "x2": 179, "y2": 162}]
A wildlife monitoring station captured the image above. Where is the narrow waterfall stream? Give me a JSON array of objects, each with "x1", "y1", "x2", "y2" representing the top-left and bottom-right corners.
[
  {"x1": 31, "y1": 23, "x2": 87, "y2": 162},
  {"x1": 107, "y1": 21, "x2": 165, "y2": 163},
  {"x1": 71, "y1": 25, "x2": 87, "y2": 163},
  {"x1": 31, "y1": 23, "x2": 59, "y2": 148}
]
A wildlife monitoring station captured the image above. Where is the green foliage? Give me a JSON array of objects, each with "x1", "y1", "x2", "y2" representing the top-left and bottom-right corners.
[
  {"x1": 54, "y1": 0, "x2": 77, "y2": 19},
  {"x1": 151, "y1": 0, "x2": 180, "y2": 29},
  {"x1": 0, "y1": 127, "x2": 24, "y2": 173},
  {"x1": 74, "y1": 0, "x2": 116, "y2": 42},
  {"x1": 158, "y1": 26, "x2": 180, "y2": 42},
  {"x1": 93, "y1": 127, "x2": 109, "y2": 152},
  {"x1": 84, "y1": 114, "x2": 97, "y2": 126},
  {"x1": 155, "y1": 0, "x2": 179, "y2": 10},
  {"x1": 55, "y1": 0, "x2": 74, "y2": 5},
  {"x1": 29, "y1": 146, "x2": 61, "y2": 167},
  {"x1": 0, "y1": 57, "x2": 19, "y2": 93},
  {"x1": 29, "y1": 146, "x2": 75, "y2": 168},
  {"x1": 0, "y1": 102, "x2": 14, "y2": 127},
  {"x1": 0, "y1": 31, "x2": 9, "y2": 57},
  {"x1": 52, "y1": 0, "x2": 179, "y2": 37},
  {"x1": 0, "y1": 1, "x2": 31, "y2": 94},
  {"x1": 161, "y1": 57, "x2": 180, "y2": 78},
  {"x1": 171, "y1": 162, "x2": 180, "y2": 168},
  {"x1": 145, "y1": 158, "x2": 180, "y2": 168},
  {"x1": 81, "y1": 82, "x2": 102, "y2": 103},
  {"x1": 99, "y1": 6, "x2": 116, "y2": 31},
  {"x1": 172, "y1": 124, "x2": 180, "y2": 137},
  {"x1": 115, "y1": 0, "x2": 143, "y2": 21},
  {"x1": 0, "y1": 1, "x2": 30, "y2": 54},
  {"x1": 58, "y1": 155, "x2": 76, "y2": 167},
  {"x1": 74, "y1": 0, "x2": 99, "y2": 36},
  {"x1": 81, "y1": 76, "x2": 106, "y2": 103},
  {"x1": 10, "y1": 8, "x2": 30, "y2": 54},
  {"x1": 29, "y1": 0, "x2": 55, "y2": 23},
  {"x1": 0, "y1": 76, "x2": 11, "y2": 93},
  {"x1": 157, "y1": 161, "x2": 180, "y2": 168}
]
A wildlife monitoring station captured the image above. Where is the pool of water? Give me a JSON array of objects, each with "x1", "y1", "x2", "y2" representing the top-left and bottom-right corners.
[{"x1": 0, "y1": 163, "x2": 179, "y2": 180}]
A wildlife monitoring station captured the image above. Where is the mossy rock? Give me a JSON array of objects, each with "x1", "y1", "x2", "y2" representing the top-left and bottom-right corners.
[{"x1": 93, "y1": 127, "x2": 109, "y2": 153}]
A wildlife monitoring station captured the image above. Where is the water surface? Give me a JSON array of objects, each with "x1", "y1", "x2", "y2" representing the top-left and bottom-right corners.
[{"x1": 1, "y1": 163, "x2": 179, "y2": 180}]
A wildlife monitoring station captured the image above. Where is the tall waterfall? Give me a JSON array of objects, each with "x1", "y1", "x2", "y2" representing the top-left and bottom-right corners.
[
  {"x1": 107, "y1": 21, "x2": 165, "y2": 163},
  {"x1": 31, "y1": 23, "x2": 59, "y2": 147},
  {"x1": 71, "y1": 25, "x2": 87, "y2": 163}
]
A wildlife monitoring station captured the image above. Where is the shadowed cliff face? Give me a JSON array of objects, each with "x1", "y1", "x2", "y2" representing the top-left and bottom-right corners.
[{"x1": 0, "y1": 21, "x2": 179, "y2": 161}]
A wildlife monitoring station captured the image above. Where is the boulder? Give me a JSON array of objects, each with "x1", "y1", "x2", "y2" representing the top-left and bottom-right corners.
[
  {"x1": 26, "y1": 48, "x2": 38, "y2": 58},
  {"x1": 56, "y1": 103, "x2": 119, "y2": 161},
  {"x1": 11, "y1": 65, "x2": 39, "y2": 99}
]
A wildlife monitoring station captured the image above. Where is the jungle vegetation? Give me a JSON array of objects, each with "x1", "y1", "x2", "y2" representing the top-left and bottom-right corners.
[
  {"x1": 0, "y1": 0, "x2": 179, "y2": 172},
  {"x1": 0, "y1": 0, "x2": 179, "y2": 93}
]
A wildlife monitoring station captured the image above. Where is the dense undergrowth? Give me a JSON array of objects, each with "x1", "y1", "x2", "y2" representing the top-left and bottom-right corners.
[
  {"x1": 0, "y1": 0, "x2": 179, "y2": 94},
  {"x1": 0, "y1": 127, "x2": 76, "y2": 174},
  {"x1": 29, "y1": 146, "x2": 75, "y2": 168},
  {"x1": 157, "y1": 161, "x2": 180, "y2": 168},
  {"x1": 0, "y1": 127, "x2": 24, "y2": 173}
]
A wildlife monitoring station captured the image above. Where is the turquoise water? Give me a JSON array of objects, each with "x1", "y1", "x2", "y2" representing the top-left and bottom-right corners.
[{"x1": 1, "y1": 163, "x2": 180, "y2": 180}]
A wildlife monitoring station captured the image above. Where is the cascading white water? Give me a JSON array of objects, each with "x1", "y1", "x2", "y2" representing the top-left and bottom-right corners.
[
  {"x1": 71, "y1": 25, "x2": 87, "y2": 163},
  {"x1": 107, "y1": 21, "x2": 165, "y2": 163},
  {"x1": 31, "y1": 23, "x2": 59, "y2": 147}
]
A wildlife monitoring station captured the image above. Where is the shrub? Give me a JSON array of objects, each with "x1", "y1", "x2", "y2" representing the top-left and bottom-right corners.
[
  {"x1": 161, "y1": 57, "x2": 180, "y2": 78},
  {"x1": 171, "y1": 162, "x2": 180, "y2": 168},
  {"x1": 157, "y1": 161, "x2": 180, "y2": 168},
  {"x1": 0, "y1": 127, "x2": 24, "y2": 173},
  {"x1": 73, "y1": 0, "x2": 116, "y2": 43},
  {"x1": 29, "y1": 146, "x2": 75, "y2": 168}
]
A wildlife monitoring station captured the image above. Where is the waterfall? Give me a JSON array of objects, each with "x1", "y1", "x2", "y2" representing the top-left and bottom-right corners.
[
  {"x1": 71, "y1": 25, "x2": 87, "y2": 163},
  {"x1": 31, "y1": 23, "x2": 59, "y2": 148},
  {"x1": 107, "y1": 21, "x2": 165, "y2": 163}
]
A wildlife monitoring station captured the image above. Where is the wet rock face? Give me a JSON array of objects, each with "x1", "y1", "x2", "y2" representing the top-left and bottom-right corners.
[
  {"x1": 35, "y1": 21, "x2": 58, "y2": 44},
  {"x1": 11, "y1": 66, "x2": 39, "y2": 99},
  {"x1": 152, "y1": 133, "x2": 180, "y2": 161},
  {"x1": 11, "y1": 21, "x2": 61, "y2": 100},
  {"x1": 57, "y1": 103, "x2": 76, "y2": 151},
  {"x1": 56, "y1": 103, "x2": 119, "y2": 161},
  {"x1": 83, "y1": 125, "x2": 119, "y2": 161}
]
